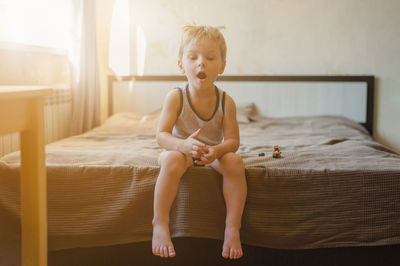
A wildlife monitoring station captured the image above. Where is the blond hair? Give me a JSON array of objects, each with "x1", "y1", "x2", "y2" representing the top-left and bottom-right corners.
[{"x1": 179, "y1": 25, "x2": 227, "y2": 61}]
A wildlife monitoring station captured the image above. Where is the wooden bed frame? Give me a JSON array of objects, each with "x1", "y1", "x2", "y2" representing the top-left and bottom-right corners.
[{"x1": 108, "y1": 75, "x2": 375, "y2": 135}]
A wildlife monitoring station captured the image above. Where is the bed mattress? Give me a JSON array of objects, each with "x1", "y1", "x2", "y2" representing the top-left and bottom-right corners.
[{"x1": 1, "y1": 112, "x2": 399, "y2": 252}]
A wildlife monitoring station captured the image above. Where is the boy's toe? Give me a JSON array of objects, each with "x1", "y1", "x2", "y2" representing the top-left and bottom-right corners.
[
  {"x1": 168, "y1": 246, "x2": 176, "y2": 257},
  {"x1": 154, "y1": 246, "x2": 160, "y2": 256},
  {"x1": 238, "y1": 249, "x2": 243, "y2": 258},
  {"x1": 230, "y1": 248, "x2": 235, "y2": 259},
  {"x1": 235, "y1": 249, "x2": 242, "y2": 259},
  {"x1": 161, "y1": 246, "x2": 167, "y2": 257},
  {"x1": 222, "y1": 247, "x2": 230, "y2": 258},
  {"x1": 232, "y1": 249, "x2": 238, "y2": 259}
]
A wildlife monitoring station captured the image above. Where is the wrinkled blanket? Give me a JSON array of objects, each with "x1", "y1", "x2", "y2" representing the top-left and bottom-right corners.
[{"x1": 1, "y1": 112, "x2": 399, "y2": 253}]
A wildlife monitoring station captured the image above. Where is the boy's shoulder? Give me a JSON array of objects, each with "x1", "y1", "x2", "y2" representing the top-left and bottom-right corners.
[
  {"x1": 163, "y1": 88, "x2": 182, "y2": 105},
  {"x1": 167, "y1": 87, "x2": 182, "y2": 97}
]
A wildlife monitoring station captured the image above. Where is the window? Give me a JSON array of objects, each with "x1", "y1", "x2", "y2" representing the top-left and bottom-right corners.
[{"x1": 0, "y1": 0, "x2": 72, "y2": 51}]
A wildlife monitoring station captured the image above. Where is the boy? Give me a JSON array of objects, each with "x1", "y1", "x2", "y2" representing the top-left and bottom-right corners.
[{"x1": 152, "y1": 25, "x2": 247, "y2": 260}]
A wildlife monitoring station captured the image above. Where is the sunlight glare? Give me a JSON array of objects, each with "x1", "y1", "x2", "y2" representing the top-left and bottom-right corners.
[
  {"x1": 136, "y1": 25, "x2": 147, "y2": 76},
  {"x1": 0, "y1": 0, "x2": 71, "y2": 50},
  {"x1": 109, "y1": 0, "x2": 130, "y2": 76}
]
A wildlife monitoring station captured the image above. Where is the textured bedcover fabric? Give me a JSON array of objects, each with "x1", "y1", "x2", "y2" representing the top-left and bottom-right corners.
[{"x1": 0, "y1": 112, "x2": 399, "y2": 253}]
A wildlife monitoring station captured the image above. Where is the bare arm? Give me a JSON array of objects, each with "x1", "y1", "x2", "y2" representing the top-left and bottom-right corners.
[
  {"x1": 213, "y1": 94, "x2": 240, "y2": 157},
  {"x1": 157, "y1": 89, "x2": 205, "y2": 155}
]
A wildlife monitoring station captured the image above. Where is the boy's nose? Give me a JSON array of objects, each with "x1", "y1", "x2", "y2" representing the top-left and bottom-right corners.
[{"x1": 197, "y1": 57, "x2": 206, "y2": 67}]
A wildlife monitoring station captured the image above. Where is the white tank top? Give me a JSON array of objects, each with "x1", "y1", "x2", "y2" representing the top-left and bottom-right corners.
[{"x1": 172, "y1": 84, "x2": 226, "y2": 146}]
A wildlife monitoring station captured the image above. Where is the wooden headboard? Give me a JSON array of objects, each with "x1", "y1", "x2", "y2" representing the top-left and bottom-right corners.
[{"x1": 108, "y1": 75, "x2": 374, "y2": 135}]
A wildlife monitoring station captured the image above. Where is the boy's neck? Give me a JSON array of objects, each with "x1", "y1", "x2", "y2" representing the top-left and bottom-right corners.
[{"x1": 188, "y1": 83, "x2": 215, "y2": 97}]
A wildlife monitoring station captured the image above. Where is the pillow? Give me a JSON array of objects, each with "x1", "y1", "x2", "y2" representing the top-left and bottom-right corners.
[
  {"x1": 103, "y1": 109, "x2": 161, "y2": 130},
  {"x1": 236, "y1": 102, "x2": 255, "y2": 123}
]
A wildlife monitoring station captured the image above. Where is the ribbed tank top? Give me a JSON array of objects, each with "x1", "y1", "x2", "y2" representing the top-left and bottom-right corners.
[{"x1": 172, "y1": 84, "x2": 226, "y2": 146}]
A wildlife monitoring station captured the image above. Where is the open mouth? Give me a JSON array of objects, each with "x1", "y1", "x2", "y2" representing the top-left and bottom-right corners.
[{"x1": 197, "y1": 72, "x2": 207, "y2": 79}]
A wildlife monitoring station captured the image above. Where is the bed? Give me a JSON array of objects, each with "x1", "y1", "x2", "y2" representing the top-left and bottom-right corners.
[{"x1": 1, "y1": 75, "x2": 399, "y2": 265}]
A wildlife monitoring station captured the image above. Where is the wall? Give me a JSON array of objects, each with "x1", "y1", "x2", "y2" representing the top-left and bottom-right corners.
[{"x1": 122, "y1": 0, "x2": 400, "y2": 153}]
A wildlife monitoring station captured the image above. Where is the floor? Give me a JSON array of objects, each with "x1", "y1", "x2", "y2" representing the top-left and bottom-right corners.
[{"x1": 48, "y1": 238, "x2": 400, "y2": 266}]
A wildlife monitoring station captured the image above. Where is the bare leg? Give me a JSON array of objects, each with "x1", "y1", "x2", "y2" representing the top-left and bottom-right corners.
[
  {"x1": 209, "y1": 152, "x2": 247, "y2": 259},
  {"x1": 152, "y1": 151, "x2": 192, "y2": 258}
]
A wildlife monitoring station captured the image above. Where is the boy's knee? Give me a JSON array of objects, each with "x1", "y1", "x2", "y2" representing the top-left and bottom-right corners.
[
  {"x1": 160, "y1": 151, "x2": 188, "y2": 172},
  {"x1": 221, "y1": 153, "x2": 244, "y2": 174}
]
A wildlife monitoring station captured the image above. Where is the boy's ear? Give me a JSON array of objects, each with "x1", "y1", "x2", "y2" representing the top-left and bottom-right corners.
[
  {"x1": 219, "y1": 59, "x2": 226, "y2": 74},
  {"x1": 178, "y1": 59, "x2": 185, "y2": 74}
]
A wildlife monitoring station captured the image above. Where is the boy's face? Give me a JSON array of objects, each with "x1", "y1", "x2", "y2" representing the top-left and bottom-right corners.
[{"x1": 178, "y1": 37, "x2": 226, "y2": 89}]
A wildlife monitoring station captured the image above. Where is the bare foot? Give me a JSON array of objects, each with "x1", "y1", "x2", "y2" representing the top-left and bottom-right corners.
[
  {"x1": 222, "y1": 226, "x2": 243, "y2": 259},
  {"x1": 152, "y1": 223, "x2": 176, "y2": 258}
]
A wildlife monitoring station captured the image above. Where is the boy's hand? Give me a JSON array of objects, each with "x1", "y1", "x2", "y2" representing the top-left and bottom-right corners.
[
  {"x1": 195, "y1": 146, "x2": 218, "y2": 165},
  {"x1": 182, "y1": 128, "x2": 206, "y2": 158}
]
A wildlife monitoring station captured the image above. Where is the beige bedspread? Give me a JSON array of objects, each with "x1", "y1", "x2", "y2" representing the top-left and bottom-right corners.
[{"x1": 1, "y1": 112, "x2": 399, "y2": 255}]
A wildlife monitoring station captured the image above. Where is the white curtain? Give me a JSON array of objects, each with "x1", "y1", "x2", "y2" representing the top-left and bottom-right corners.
[{"x1": 70, "y1": 0, "x2": 101, "y2": 135}]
